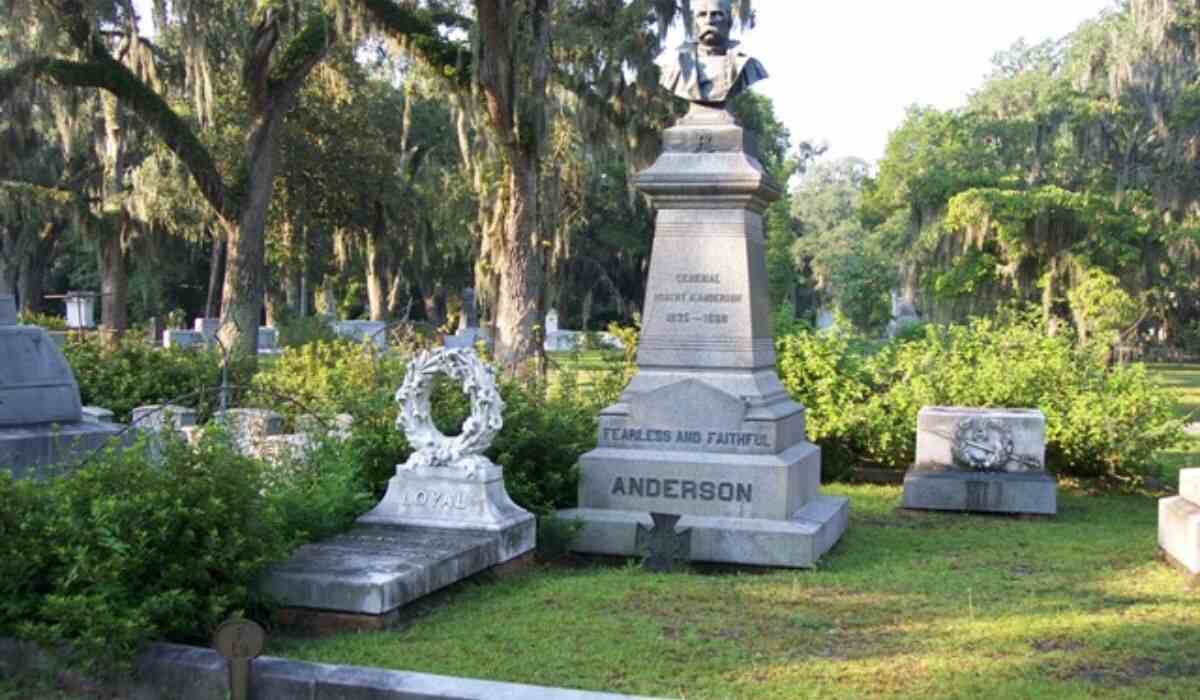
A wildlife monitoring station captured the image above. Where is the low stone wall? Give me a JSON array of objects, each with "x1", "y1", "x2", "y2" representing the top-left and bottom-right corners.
[{"x1": 0, "y1": 638, "x2": 663, "y2": 700}]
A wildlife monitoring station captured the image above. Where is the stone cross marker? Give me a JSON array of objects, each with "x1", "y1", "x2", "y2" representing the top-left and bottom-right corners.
[
  {"x1": 556, "y1": 4, "x2": 848, "y2": 569},
  {"x1": 636, "y1": 513, "x2": 692, "y2": 573},
  {"x1": 212, "y1": 618, "x2": 265, "y2": 700}
]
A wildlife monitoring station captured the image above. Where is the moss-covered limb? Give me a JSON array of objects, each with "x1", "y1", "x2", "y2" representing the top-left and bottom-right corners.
[
  {"x1": 14, "y1": 55, "x2": 235, "y2": 223},
  {"x1": 0, "y1": 58, "x2": 51, "y2": 105},
  {"x1": 353, "y1": 0, "x2": 472, "y2": 88},
  {"x1": 0, "y1": 180, "x2": 82, "y2": 215},
  {"x1": 268, "y1": 12, "x2": 336, "y2": 99}
]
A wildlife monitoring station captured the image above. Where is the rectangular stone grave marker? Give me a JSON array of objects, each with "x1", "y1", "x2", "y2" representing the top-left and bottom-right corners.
[
  {"x1": 1160, "y1": 468, "x2": 1200, "y2": 582},
  {"x1": 902, "y1": 407, "x2": 1057, "y2": 515}
]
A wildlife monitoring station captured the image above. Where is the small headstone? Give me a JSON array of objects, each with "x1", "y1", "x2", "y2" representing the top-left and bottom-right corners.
[
  {"x1": 212, "y1": 618, "x2": 265, "y2": 700},
  {"x1": 636, "y1": 513, "x2": 692, "y2": 573},
  {"x1": 333, "y1": 320, "x2": 388, "y2": 351},
  {"x1": 903, "y1": 407, "x2": 1056, "y2": 515},
  {"x1": 164, "y1": 329, "x2": 203, "y2": 350},
  {"x1": 214, "y1": 408, "x2": 285, "y2": 458},
  {"x1": 131, "y1": 405, "x2": 198, "y2": 433},
  {"x1": 1160, "y1": 469, "x2": 1200, "y2": 582},
  {"x1": 258, "y1": 327, "x2": 278, "y2": 353},
  {"x1": 461, "y1": 288, "x2": 479, "y2": 329},
  {"x1": 297, "y1": 413, "x2": 355, "y2": 440},
  {"x1": 194, "y1": 318, "x2": 221, "y2": 343},
  {"x1": 545, "y1": 309, "x2": 560, "y2": 335},
  {"x1": 81, "y1": 407, "x2": 115, "y2": 424},
  {"x1": 445, "y1": 290, "x2": 489, "y2": 350},
  {"x1": 544, "y1": 330, "x2": 580, "y2": 352}
]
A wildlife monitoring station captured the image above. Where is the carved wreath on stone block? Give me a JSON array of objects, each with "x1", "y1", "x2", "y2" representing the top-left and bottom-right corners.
[
  {"x1": 395, "y1": 348, "x2": 505, "y2": 478},
  {"x1": 951, "y1": 417, "x2": 1016, "y2": 472}
]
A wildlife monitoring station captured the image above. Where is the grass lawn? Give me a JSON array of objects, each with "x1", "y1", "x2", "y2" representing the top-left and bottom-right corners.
[
  {"x1": 271, "y1": 484, "x2": 1198, "y2": 699},
  {"x1": 1148, "y1": 363, "x2": 1200, "y2": 483}
]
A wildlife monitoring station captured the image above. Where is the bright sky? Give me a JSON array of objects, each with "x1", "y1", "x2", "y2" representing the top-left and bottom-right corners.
[
  {"x1": 132, "y1": 0, "x2": 1116, "y2": 164},
  {"x1": 742, "y1": 0, "x2": 1119, "y2": 163}
]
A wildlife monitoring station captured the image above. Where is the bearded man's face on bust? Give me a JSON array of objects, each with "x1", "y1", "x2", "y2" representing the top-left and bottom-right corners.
[{"x1": 695, "y1": 0, "x2": 733, "y2": 51}]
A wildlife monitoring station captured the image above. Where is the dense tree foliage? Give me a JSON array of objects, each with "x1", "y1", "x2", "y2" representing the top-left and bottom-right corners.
[{"x1": 801, "y1": 0, "x2": 1200, "y2": 350}]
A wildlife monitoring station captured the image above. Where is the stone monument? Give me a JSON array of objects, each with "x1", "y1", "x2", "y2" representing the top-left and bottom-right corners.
[
  {"x1": 1159, "y1": 468, "x2": 1200, "y2": 583},
  {"x1": 902, "y1": 407, "x2": 1057, "y2": 515},
  {"x1": 444, "y1": 288, "x2": 489, "y2": 350},
  {"x1": 557, "y1": 2, "x2": 848, "y2": 568},
  {"x1": 0, "y1": 294, "x2": 124, "y2": 479},
  {"x1": 260, "y1": 349, "x2": 534, "y2": 624}
]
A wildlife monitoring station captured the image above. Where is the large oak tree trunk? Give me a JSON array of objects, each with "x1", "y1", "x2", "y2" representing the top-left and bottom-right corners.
[
  {"x1": 206, "y1": 229, "x2": 225, "y2": 319},
  {"x1": 99, "y1": 218, "x2": 129, "y2": 331},
  {"x1": 493, "y1": 156, "x2": 544, "y2": 367},
  {"x1": 475, "y1": 0, "x2": 550, "y2": 373},
  {"x1": 366, "y1": 203, "x2": 391, "y2": 321}
]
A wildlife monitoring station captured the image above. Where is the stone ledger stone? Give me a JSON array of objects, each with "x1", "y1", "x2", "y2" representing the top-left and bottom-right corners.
[
  {"x1": 557, "y1": 105, "x2": 849, "y2": 568},
  {"x1": 1159, "y1": 469, "x2": 1200, "y2": 580},
  {"x1": 902, "y1": 407, "x2": 1057, "y2": 515}
]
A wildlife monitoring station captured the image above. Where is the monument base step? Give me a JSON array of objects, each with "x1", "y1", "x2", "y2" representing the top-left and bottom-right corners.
[
  {"x1": 902, "y1": 469, "x2": 1057, "y2": 515},
  {"x1": 1159, "y1": 495, "x2": 1200, "y2": 579},
  {"x1": 556, "y1": 495, "x2": 849, "y2": 568},
  {"x1": 0, "y1": 421, "x2": 126, "y2": 480},
  {"x1": 258, "y1": 520, "x2": 535, "y2": 617}
]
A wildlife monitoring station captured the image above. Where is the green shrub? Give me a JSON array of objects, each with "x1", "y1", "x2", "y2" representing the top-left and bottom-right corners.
[
  {"x1": 17, "y1": 311, "x2": 68, "y2": 330},
  {"x1": 0, "y1": 474, "x2": 53, "y2": 632},
  {"x1": 274, "y1": 308, "x2": 339, "y2": 348},
  {"x1": 65, "y1": 335, "x2": 255, "y2": 423},
  {"x1": 776, "y1": 313, "x2": 1183, "y2": 480},
  {"x1": 7, "y1": 435, "x2": 290, "y2": 668},
  {"x1": 264, "y1": 433, "x2": 377, "y2": 543}
]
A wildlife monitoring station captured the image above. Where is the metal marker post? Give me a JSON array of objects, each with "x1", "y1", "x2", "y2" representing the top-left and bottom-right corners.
[{"x1": 213, "y1": 618, "x2": 266, "y2": 700}]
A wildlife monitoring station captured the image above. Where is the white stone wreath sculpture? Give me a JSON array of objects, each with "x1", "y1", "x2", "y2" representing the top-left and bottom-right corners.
[{"x1": 395, "y1": 348, "x2": 505, "y2": 478}]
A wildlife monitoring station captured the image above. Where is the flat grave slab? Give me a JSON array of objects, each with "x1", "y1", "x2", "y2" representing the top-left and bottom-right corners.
[{"x1": 260, "y1": 523, "x2": 531, "y2": 617}]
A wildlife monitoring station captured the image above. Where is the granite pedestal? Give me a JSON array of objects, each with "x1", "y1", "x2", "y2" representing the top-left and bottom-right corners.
[
  {"x1": 0, "y1": 296, "x2": 124, "y2": 479},
  {"x1": 557, "y1": 105, "x2": 848, "y2": 568},
  {"x1": 902, "y1": 407, "x2": 1057, "y2": 515},
  {"x1": 1159, "y1": 469, "x2": 1200, "y2": 582}
]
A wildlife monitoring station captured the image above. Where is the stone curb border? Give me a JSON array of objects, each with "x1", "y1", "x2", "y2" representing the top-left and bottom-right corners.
[{"x1": 0, "y1": 638, "x2": 668, "y2": 700}]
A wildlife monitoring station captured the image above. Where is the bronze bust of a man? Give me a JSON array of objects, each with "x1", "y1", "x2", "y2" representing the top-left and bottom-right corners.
[{"x1": 657, "y1": 0, "x2": 768, "y2": 105}]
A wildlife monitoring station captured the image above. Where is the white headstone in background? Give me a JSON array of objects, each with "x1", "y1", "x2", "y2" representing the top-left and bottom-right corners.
[
  {"x1": 194, "y1": 318, "x2": 221, "y2": 342},
  {"x1": 333, "y1": 320, "x2": 388, "y2": 351},
  {"x1": 164, "y1": 329, "x2": 204, "y2": 349},
  {"x1": 545, "y1": 309, "x2": 560, "y2": 335},
  {"x1": 258, "y1": 327, "x2": 279, "y2": 353},
  {"x1": 64, "y1": 292, "x2": 96, "y2": 329}
]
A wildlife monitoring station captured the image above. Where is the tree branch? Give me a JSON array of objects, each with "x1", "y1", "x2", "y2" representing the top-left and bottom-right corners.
[
  {"x1": 2, "y1": 55, "x2": 235, "y2": 222},
  {"x1": 269, "y1": 13, "x2": 335, "y2": 101},
  {"x1": 353, "y1": 0, "x2": 472, "y2": 88}
]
